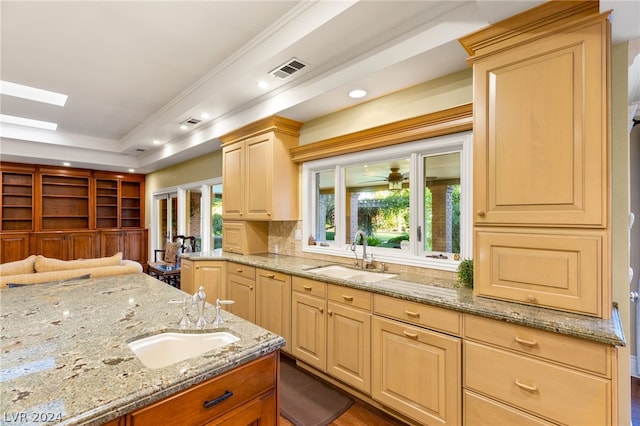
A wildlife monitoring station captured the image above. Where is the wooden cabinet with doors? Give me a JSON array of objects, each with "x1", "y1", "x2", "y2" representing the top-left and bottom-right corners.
[
  {"x1": 458, "y1": 1, "x2": 611, "y2": 317},
  {"x1": 291, "y1": 277, "x2": 327, "y2": 371},
  {"x1": 221, "y1": 221, "x2": 267, "y2": 255},
  {"x1": 100, "y1": 229, "x2": 148, "y2": 267},
  {"x1": 180, "y1": 259, "x2": 226, "y2": 304},
  {"x1": 226, "y1": 262, "x2": 256, "y2": 323},
  {"x1": 0, "y1": 162, "x2": 146, "y2": 264},
  {"x1": 327, "y1": 284, "x2": 372, "y2": 394},
  {"x1": 220, "y1": 116, "x2": 301, "y2": 222},
  {"x1": 372, "y1": 294, "x2": 461, "y2": 426},
  {"x1": 33, "y1": 231, "x2": 99, "y2": 260},
  {"x1": 256, "y1": 268, "x2": 291, "y2": 353}
]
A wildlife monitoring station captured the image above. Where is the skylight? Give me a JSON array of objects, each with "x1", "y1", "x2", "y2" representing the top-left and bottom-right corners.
[
  {"x1": 0, "y1": 114, "x2": 58, "y2": 131},
  {"x1": 0, "y1": 80, "x2": 68, "y2": 106}
]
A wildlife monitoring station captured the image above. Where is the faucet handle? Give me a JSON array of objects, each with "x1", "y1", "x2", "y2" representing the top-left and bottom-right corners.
[{"x1": 216, "y1": 299, "x2": 235, "y2": 308}]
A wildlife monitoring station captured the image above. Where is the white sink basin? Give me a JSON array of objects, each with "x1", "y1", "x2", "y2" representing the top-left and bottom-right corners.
[
  {"x1": 128, "y1": 331, "x2": 240, "y2": 369},
  {"x1": 309, "y1": 265, "x2": 396, "y2": 283}
]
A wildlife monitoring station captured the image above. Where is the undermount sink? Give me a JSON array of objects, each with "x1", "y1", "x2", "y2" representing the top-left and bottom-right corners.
[
  {"x1": 128, "y1": 331, "x2": 240, "y2": 369},
  {"x1": 308, "y1": 265, "x2": 396, "y2": 283}
]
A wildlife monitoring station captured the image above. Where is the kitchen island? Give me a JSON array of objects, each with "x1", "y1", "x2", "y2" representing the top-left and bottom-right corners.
[{"x1": 0, "y1": 273, "x2": 285, "y2": 425}]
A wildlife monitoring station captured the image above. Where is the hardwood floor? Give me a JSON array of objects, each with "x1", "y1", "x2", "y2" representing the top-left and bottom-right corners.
[{"x1": 280, "y1": 399, "x2": 407, "y2": 426}]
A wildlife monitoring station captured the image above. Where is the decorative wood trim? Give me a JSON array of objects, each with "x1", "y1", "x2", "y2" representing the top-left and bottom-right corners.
[
  {"x1": 289, "y1": 103, "x2": 472, "y2": 163},
  {"x1": 458, "y1": 1, "x2": 605, "y2": 61},
  {"x1": 220, "y1": 115, "x2": 303, "y2": 146}
]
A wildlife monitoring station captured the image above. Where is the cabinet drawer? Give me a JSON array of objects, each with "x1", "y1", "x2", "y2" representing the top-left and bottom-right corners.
[
  {"x1": 475, "y1": 229, "x2": 604, "y2": 317},
  {"x1": 128, "y1": 353, "x2": 276, "y2": 426},
  {"x1": 227, "y1": 262, "x2": 256, "y2": 280},
  {"x1": 374, "y1": 294, "x2": 460, "y2": 335},
  {"x1": 464, "y1": 315, "x2": 611, "y2": 376},
  {"x1": 464, "y1": 341, "x2": 610, "y2": 426},
  {"x1": 464, "y1": 390, "x2": 554, "y2": 426},
  {"x1": 328, "y1": 284, "x2": 371, "y2": 311},
  {"x1": 292, "y1": 276, "x2": 326, "y2": 298}
]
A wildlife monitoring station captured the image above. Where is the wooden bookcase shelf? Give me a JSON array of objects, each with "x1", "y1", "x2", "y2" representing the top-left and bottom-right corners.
[{"x1": 0, "y1": 163, "x2": 147, "y2": 264}]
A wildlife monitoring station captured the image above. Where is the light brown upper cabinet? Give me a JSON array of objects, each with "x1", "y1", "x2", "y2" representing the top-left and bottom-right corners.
[
  {"x1": 220, "y1": 116, "x2": 302, "y2": 221},
  {"x1": 461, "y1": 1, "x2": 609, "y2": 228},
  {"x1": 459, "y1": 1, "x2": 611, "y2": 317}
]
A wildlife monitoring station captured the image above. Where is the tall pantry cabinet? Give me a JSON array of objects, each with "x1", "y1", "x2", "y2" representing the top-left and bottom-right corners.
[
  {"x1": 0, "y1": 163, "x2": 147, "y2": 265},
  {"x1": 459, "y1": 0, "x2": 611, "y2": 318}
]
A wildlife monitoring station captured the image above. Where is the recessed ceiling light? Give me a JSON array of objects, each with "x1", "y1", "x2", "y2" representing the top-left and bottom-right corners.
[
  {"x1": 153, "y1": 140, "x2": 161, "y2": 145},
  {"x1": 0, "y1": 114, "x2": 58, "y2": 130},
  {"x1": 257, "y1": 80, "x2": 269, "y2": 89},
  {"x1": 349, "y1": 89, "x2": 367, "y2": 99},
  {"x1": 128, "y1": 169, "x2": 135, "y2": 173},
  {"x1": 63, "y1": 162, "x2": 71, "y2": 167},
  {"x1": 180, "y1": 124, "x2": 188, "y2": 130},
  {"x1": 0, "y1": 80, "x2": 68, "y2": 106},
  {"x1": 201, "y1": 112, "x2": 210, "y2": 119}
]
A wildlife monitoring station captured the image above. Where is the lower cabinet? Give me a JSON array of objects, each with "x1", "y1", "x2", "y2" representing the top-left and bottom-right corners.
[
  {"x1": 180, "y1": 259, "x2": 226, "y2": 304},
  {"x1": 0, "y1": 232, "x2": 30, "y2": 263},
  {"x1": 371, "y1": 315, "x2": 461, "y2": 426},
  {"x1": 226, "y1": 262, "x2": 256, "y2": 323},
  {"x1": 291, "y1": 277, "x2": 327, "y2": 371},
  {"x1": 127, "y1": 352, "x2": 278, "y2": 426},
  {"x1": 256, "y1": 268, "x2": 291, "y2": 353},
  {"x1": 463, "y1": 314, "x2": 613, "y2": 425},
  {"x1": 100, "y1": 229, "x2": 148, "y2": 268},
  {"x1": 327, "y1": 284, "x2": 371, "y2": 394},
  {"x1": 33, "y1": 231, "x2": 98, "y2": 260}
]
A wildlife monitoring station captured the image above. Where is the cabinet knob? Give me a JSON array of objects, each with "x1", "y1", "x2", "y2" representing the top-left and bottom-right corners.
[
  {"x1": 328, "y1": 310, "x2": 333, "y2": 316},
  {"x1": 250, "y1": 286, "x2": 254, "y2": 291},
  {"x1": 196, "y1": 266, "x2": 200, "y2": 270},
  {"x1": 526, "y1": 294, "x2": 537, "y2": 302},
  {"x1": 476, "y1": 210, "x2": 486, "y2": 217},
  {"x1": 267, "y1": 211, "x2": 271, "y2": 216},
  {"x1": 318, "y1": 307, "x2": 324, "y2": 314}
]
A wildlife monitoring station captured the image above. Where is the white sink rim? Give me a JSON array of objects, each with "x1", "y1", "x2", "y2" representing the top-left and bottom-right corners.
[
  {"x1": 308, "y1": 265, "x2": 396, "y2": 283},
  {"x1": 128, "y1": 331, "x2": 240, "y2": 369}
]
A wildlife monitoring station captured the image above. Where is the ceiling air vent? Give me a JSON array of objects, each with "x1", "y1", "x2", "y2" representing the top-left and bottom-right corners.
[
  {"x1": 181, "y1": 117, "x2": 202, "y2": 126},
  {"x1": 136, "y1": 148, "x2": 146, "y2": 152},
  {"x1": 269, "y1": 58, "x2": 307, "y2": 79}
]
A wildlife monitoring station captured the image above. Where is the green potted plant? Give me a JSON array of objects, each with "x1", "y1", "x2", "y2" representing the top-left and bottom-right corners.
[{"x1": 457, "y1": 258, "x2": 474, "y2": 288}]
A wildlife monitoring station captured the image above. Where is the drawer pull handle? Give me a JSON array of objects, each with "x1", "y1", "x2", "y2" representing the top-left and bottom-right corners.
[
  {"x1": 303, "y1": 285, "x2": 313, "y2": 291},
  {"x1": 266, "y1": 274, "x2": 275, "y2": 279},
  {"x1": 402, "y1": 330, "x2": 418, "y2": 339},
  {"x1": 342, "y1": 295, "x2": 354, "y2": 301},
  {"x1": 514, "y1": 336, "x2": 538, "y2": 347},
  {"x1": 515, "y1": 380, "x2": 538, "y2": 392},
  {"x1": 405, "y1": 310, "x2": 420, "y2": 318},
  {"x1": 236, "y1": 268, "x2": 243, "y2": 272},
  {"x1": 204, "y1": 390, "x2": 234, "y2": 408}
]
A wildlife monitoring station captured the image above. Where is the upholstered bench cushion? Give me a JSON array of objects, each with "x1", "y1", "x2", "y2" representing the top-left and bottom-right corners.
[
  {"x1": 35, "y1": 252, "x2": 123, "y2": 273},
  {"x1": 0, "y1": 255, "x2": 37, "y2": 276}
]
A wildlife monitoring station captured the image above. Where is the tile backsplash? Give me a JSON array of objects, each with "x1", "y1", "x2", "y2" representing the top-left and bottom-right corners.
[{"x1": 268, "y1": 221, "x2": 457, "y2": 281}]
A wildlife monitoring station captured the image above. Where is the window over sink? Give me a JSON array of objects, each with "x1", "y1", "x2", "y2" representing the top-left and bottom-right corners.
[{"x1": 302, "y1": 132, "x2": 472, "y2": 271}]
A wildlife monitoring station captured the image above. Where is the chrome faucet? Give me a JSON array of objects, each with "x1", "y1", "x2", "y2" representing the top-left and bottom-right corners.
[
  {"x1": 193, "y1": 286, "x2": 207, "y2": 329},
  {"x1": 351, "y1": 230, "x2": 372, "y2": 270}
]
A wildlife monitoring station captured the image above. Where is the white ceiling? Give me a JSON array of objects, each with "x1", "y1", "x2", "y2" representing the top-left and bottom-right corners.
[{"x1": 1, "y1": 1, "x2": 638, "y2": 174}]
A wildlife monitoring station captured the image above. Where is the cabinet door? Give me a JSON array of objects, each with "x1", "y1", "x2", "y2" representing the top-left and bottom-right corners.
[
  {"x1": 180, "y1": 259, "x2": 195, "y2": 295},
  {"x1": 473, "y1": 19, "x2": 608, "y2": 227},
  {"x1": 372, "y1": 316, "x2": 460, "y2": 426},
  {"x1": 67, "y1": 231, "x2": 98, "y2": 260},
  {"x1": 244, "y1": 134, "x2": 273, "y2": 220},
  {"x1": 227, "y1": 275, "x2": 256, "y2": 323},
  {"x1": 123, "y1": 229, "x2": 147, "y2": 265},
  {"x1": 291, "y1": 291, "x2": 326, "y2": 371},
  {"x1": 194, "y1": 261, "x2": 226, "y2": 304},
  {"x1": 222, "y1": 143, "x2": 244, "y2": 219},
  {"x1": 206, "y1": 390, "x2": 277, "y2": 426},
  {"x1": 256, "y1": 269, "x2": 291, "y2": 353},
  {"x1": 327, "y1": 301, "x2": 371, "y2": 394},
  {"x1": 0, "y1": 233, "x2": 30, "y2": 263},
  {"x1": 100, "y1": 230, "x2": 124, "y2": 257},
  {"x1": 33, "y1": 232, "x2": 67, "y2": 259}
]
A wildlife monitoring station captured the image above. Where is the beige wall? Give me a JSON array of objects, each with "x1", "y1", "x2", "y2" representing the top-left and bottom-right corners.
[{"x1": 299, "y1": 69, "x2": 472, "y2": 145}]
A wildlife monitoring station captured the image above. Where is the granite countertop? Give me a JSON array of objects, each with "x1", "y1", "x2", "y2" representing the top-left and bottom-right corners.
[
  {"x1": 0, "y1": 274, "x2": 285, "y2": 426},
  {"x1": 183, "y1": 251, "x2": 626, "y2": 347}
]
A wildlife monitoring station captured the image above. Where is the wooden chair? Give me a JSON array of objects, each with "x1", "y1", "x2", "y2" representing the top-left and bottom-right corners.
[{"x1": 147, "y1": 235, "x2": 195, "y2": 286}]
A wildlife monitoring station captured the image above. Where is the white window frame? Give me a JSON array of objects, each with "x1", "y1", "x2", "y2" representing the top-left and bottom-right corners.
[{"x1": 302, "y1": 131, "x2": 472, "y2": 272}]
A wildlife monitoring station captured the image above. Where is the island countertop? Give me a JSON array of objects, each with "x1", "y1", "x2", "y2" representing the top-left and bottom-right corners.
[
  {"x1": 183, "y1": 251, "x2": 626, "y2": 347},
  {"x1": 0, "y1": 274, "x2": 285, "y2": 426}
]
